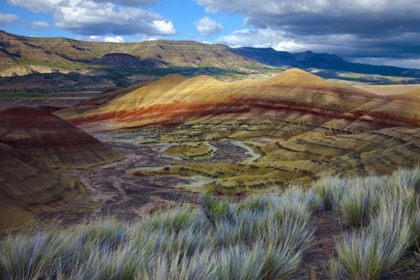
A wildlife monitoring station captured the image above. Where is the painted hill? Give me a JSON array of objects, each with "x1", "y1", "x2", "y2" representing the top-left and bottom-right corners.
[
  {"x1": 0, "y1": 143, "x2": 84, "y2": 229},
  {"x1": 58, "y1": 69, "x2": 378, "y2": 131},
  {"x1": 0, "y1": 107, "x2": 123, "y2": 168},
  {"x1": 55, "y1": 69, "x2": 420, "y2": 192}
]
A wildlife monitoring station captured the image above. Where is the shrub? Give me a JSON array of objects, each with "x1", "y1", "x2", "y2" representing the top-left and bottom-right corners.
[
  {"x1": 78, "y1": 218, "x2": 128, "y2": 250},
  {"x1": 0, "y1": 231, "x2": 68, "y2": 280},
  {"x1": 338, "y1": 183, "x2": 379, "y2": 228},
  {"x1": 140, "y1": 250, "x2": 216, "y2": 280},
  {"x1": 140, "y1": 207, "x2": 209, "y2": 235},
  {"x1": 200, "y1": 193, "x2": 234, "y2": 226},
  {"x1": 213, "y1": 245, "x2": 264, "y2": 280},
  {"x1": 331, "y1": 203, "x2": 414, "y2": 280},
  {"x1": 238, "y1": 195, "x2": 273, "y2": 213},
  {"x1": 312, "y1": 176, "x2": 346, "y2": 211}
]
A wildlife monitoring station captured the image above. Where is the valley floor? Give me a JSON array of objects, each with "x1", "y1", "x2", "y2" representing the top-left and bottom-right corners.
[{"x1": 36, "y1": 131, "x2": 253, "y2": 226}]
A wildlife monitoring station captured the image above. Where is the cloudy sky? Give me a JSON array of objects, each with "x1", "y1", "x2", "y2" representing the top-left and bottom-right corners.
[{"x1": 1, "y1": 0, "x2": 419, "y2": 68}]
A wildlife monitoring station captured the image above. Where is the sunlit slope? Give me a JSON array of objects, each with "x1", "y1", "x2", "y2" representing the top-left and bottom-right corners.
[
  {"x1": 0, "y1": 143, "x2": 84, "y2": 229},
  {"x1": 58, "y1": 69, "x2": 420, "y2": 192},
  {"x1": 60, "y1": 69, "x2": 378, "y2": 135},
  {"x1": 56, "y1": 79, "x2": 154, "y2": 121},
  {"x1": 0, "y1": 107, "x2": 123, "y2": 168}
]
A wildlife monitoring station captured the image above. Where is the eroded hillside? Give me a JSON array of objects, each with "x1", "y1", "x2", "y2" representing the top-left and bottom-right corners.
[{"x1": 55, "y1": 69, "x2": 420, "y2": 193}]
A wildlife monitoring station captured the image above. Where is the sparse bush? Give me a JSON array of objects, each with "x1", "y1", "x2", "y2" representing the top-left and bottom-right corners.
[
  {"x1": 7, "y1": 170, "x2": 420, "y2": 280},
  {"x1": 0, "y1": 231, "x2": 68, "y2": 280},
  {"x1": 270, "y1": 193, "x2": 312, "y2": 229},
  {"x1": 213, "y1": 245, "x2": 264, "y2": 280},
  {"x1": 238, "y1": 195, "x2": 273, "y2": 213},
  {"x1": 79, "y1": 218, "x2": 128, "y2": 250},
  {"x1": 140, "y1": 207, "x2": 209, "y2": 235},
  {"x1": 339, "y1": 182, "x2": 379, "y2": 228},
  {"x1": 312, "y1": 176, "x2": 346, "y2": 211},
  {"x1": 259, "y1": 242, "x2": 303, "y2": 280},
  {"x1": 200, "y1": 192, "x2": 234, "y2": 225},
  {"x1": 412, "y1": 210, "x2": 420, "y2": 250},
  {"x1": 140, "y1": 250, "x2": 216, "y2": 280},
  {"x1": 392, "y1": 167, "x2": 420, "y2": 192},
  {"x1": 331, "y1": 202, "x2": 414, "y2": 280}
]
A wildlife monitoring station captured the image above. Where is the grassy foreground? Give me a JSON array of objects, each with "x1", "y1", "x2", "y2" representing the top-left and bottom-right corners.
[{"x1": 1, "y1": 169, "x2": 420, "y2": 279}]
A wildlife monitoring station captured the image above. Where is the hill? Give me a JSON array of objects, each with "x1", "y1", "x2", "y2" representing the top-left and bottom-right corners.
[
  {"x1": 58, "y1": 69, "x2": 375, "y2": 128},
  {"x1": 55, "y1": 69, "x2": 420, "y2": 192},
  {"x1": 0, "y1": 143, "x2": 84, "y2": 229},
  {"x1": 0, "y1": 107, "x2": 124, "y2": 168},
  {"x1": 1, "y1": 30, "x2": 419, "y2": 93}
]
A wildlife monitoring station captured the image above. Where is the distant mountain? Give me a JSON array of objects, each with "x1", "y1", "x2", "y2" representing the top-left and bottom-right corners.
[
  {"x1": 0, "y1": 30, "x2": 419, "y2": 92},
  {"x1": 233, "y1": 48, "x2": 420, "y2": 78}
]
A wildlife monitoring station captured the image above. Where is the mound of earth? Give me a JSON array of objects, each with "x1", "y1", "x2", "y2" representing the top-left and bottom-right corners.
[
  {"x1": 0, "y1": 143, "x2": 84, "y2": 229},
  {"x1": 59, "y1": 69, "x2": 376, "y2": 130},
  {"x1": 0, "y1": 106, "x2": 123, "y2": 168}
]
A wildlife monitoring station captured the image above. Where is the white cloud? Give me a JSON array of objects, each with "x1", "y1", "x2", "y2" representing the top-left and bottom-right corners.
[
  {"x1": 217, "y1": 28, "x2": 314, "y2": 52},
  {"x1": 217, "y1": 28, "x2": 370, "y2": 55},
  {"x1": 75, "y1": 35, "x2": 124, "y2": 42},
  {"x1": 350, "y1": 57, "x2": 420, "y2": 69},
  {"x1": 197, "y1": 0, "x2": 420, "y2": 61},
  {"x1": 194, "y1": 16, "x2": 222, "y2": 36},
  {"x1": 104, "y1": 35, "x2": 125, "y2": 42},
  {"x1": 0, "y1": 13, "x2": 19, "y2": 26},
  {"x1": 196, "y1": 0, "x2": 420, "y2": 16},
  {"x1": 30, "y1": 21, "x2": 50, "y2": 30},
  {"x1": 7, "y1": 0, "x2": 177, "y2": 37},
  {"x1": 152, "y1": 20, "x2": 177, "y2": 36},
  {"x1": 92, "y1": 0, "x2": 155, "y2": 6}
]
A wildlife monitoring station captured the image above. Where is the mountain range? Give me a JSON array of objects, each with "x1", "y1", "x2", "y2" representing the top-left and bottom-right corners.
[{"x1": 1, "y1": 30, "x2": 419, "y2": 93}]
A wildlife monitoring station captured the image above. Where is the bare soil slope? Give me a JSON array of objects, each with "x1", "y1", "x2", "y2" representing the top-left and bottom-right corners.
[
  {"x1": 0, "y1": 107, "x2": 124, "y2": 168},
  {"x1": 0, "y1": 143, "x2": 84, "y2": 229}
]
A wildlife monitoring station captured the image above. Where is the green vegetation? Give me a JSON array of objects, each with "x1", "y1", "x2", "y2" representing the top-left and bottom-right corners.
[
  {"x1": 0, "y1": 93, "x2": 43, "y2": 98},
  {"x1": 1, "y1": 168, "x2": 420, "y2": 279}
]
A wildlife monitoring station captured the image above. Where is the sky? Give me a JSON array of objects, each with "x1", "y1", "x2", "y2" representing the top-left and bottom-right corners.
[{"x1": 0, "y1": 0, "x2": 419, "y2": 69}]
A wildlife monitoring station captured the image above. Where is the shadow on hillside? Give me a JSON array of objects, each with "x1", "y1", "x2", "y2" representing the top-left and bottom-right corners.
[{"x1": 0, "y1": 66, "x2": 249, "y2": 93}]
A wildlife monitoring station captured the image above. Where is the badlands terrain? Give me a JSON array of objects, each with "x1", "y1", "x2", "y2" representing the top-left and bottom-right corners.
[
  {"x1": 1, "y1": 68, "x2": 420, "y2": 229},
  {"x1": 1, "y1": 61, "x2": 420, "y2": 278}
]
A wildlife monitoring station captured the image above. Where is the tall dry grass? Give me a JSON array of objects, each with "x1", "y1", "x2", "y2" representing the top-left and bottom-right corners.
[{"x1": 1, "y1": 168, "x2": 420, "y2": 280}]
